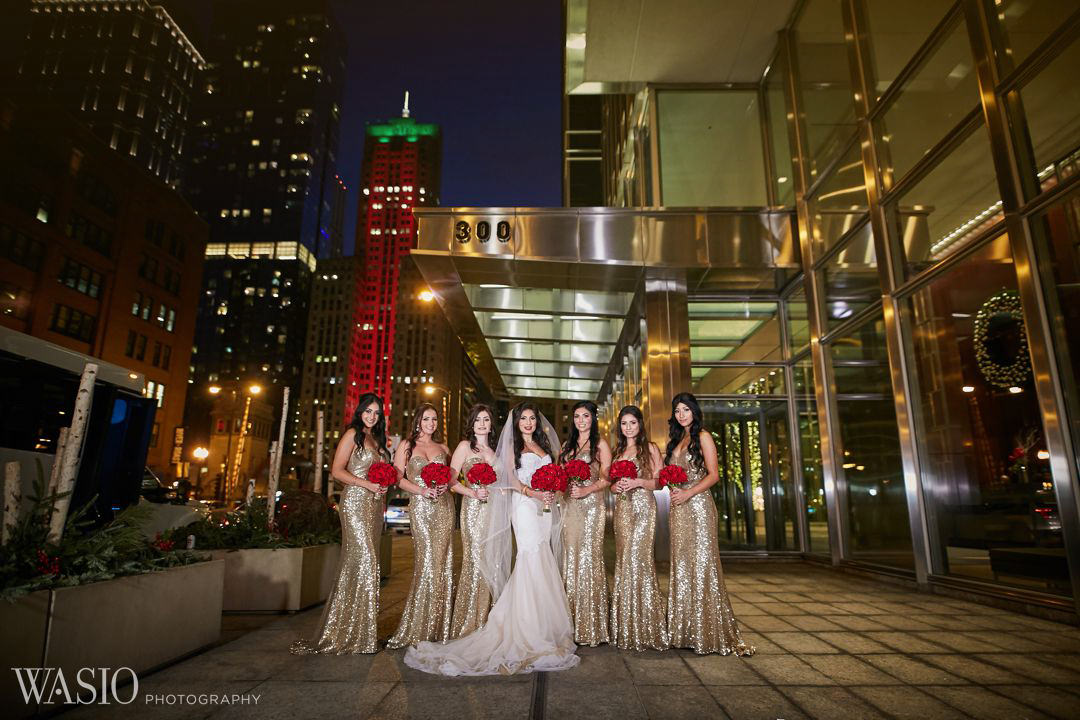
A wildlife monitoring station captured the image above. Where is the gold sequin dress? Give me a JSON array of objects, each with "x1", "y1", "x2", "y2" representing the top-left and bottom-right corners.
[
  {"x1": 290, "y1": 443, "x2": 387, "y2": 655},
  {"x1": 450, "y1": 455, "x2": 492, "y2": 638},
  {"x1": 560, "y1": 448, "x2": 610, "y2": 646},
  {"x1": 610, "y1": 454, "x2": 670, "y2": 651},
  {"x1": 667, "y1": 447, "x2": 754, "y2": 656},
  {"x1": 386, "y1": 452, "x2": 455, "y2": 649}
]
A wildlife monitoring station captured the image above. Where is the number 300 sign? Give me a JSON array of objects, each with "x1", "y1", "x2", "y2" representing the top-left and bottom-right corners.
[{"x1": 455, "y1": 220, "x2": 512, "y2": 244}]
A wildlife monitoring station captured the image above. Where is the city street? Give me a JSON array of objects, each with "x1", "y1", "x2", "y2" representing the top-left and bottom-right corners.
[{"x1": 65, "y1": 535, "x2": 1080, "y2": 719}]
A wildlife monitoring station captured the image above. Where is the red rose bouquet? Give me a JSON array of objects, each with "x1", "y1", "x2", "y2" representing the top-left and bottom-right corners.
[
  {"x1": 609, "y1": 459, "x2": 637, "y2": 498},
  {"x1": 420, "y1": 462, "x2": 452, "y2": 499},
  {"x1": 658, "y1": 464, "x2": 688, "y2": 489},
  {"x1": 466, "y1": 461, "x2": 497, "y2": 503},
  {"x1": 563, "y1": 459, "x2": 591, "y2": 486},
  {"x1": 531, "y1": 463, "x2": 567, "y2": 513},
  {"x1": 368, "y1": 461, "x2": 397, "y2": 489}
]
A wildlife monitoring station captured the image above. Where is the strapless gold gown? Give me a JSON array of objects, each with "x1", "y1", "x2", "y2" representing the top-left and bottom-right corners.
[
  {"x1": 560, "y1": 449, "x2": 609, "y2": 646},
  {"x1": 667, "y1": 447, "x2": 754, "y2": 655},
  {"x1": 450, "y1": 456, "x2": 492, "y2": 638},
  {"x1": 387, "y1": 452, "x2": 455, "y2": 649},
  {"x1": 291, "y1": 444, "x2": 386, "y2": 654}
]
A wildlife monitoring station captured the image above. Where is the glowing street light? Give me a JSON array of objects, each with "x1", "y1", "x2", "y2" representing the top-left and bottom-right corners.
[
  {"x1": 192, "y1": 447, "x2": 209, "y2": 461},
  {"x1": 418, "y1": 289, "x2": 435, "y2": 302},
  {"x1": 424, "y1": 384, "x2": 436, "y2": 396},
  {"x1": 208, "y1": 385, "x2": 222, "y2": 395},
  {"x1": 248, "y1": 384, "x2": 262, "y2": 395}
]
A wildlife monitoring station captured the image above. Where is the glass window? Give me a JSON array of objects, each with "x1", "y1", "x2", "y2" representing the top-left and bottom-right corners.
[
  {"x1": 907, "y1": 234, "x2": 1068, "y2": 595},
  {"x1": 700, "y1": 399, "x2": 798, "y2": 551},
  {"x1": 890, "y1": 123, "x2": 1003, "y2": 276},
  {"x1": 694, "y1": 366, "x2": 785, "y2": 396},
  {"x1": 810, "y1": 141, "x2": 869, "y2": 257},
  {"x1": 794, "y1": 0, "x2": 857, "y2": 180},
  {"x1": 1008, "y1": 34, "x2": 1080, "y2": 194},
  {"x1": 785, "y1": 286, "x2": 811, "y2": 356},
  {"x1": 688, "y1": 301, "x2": 781, "y2": 364},
  {"x1": 991, "y1": 0, "x2": 1080, "y2": 74},
  {"x1": 764, "y1": 58, "x2": 795, "y2": 205},
  {"x1": 822, "y1": 222, "x2": 880, "y2": 330},
  {"x1": 862, "y1": 0, "x2": 955, "y2": 101},
  {"x1": 657, "y1": 90, "x2": 767, "y2": 206},
  {"x1": 792, "y1": 355, "x2": 828, "y2": 553},
  {"x1": 829, "y1": 315, "x2": 913, "y2": 569},
  {"x1": 874, "y1": 14, "x2": 981, "y2": 190}
]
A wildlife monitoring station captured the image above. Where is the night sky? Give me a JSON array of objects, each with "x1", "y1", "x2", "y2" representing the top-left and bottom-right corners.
[{"x1": 333, "y1": 0, "x2": 564, "y2": 255}]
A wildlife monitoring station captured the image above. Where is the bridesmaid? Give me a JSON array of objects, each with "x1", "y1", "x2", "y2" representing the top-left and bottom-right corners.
[
  {"x1": 665, "y1": 392, "x2": 754, "y2": 656},
  {"x1": 609, "y1": 405, "x2": 670, "y2": 651},
  {"x1": 559, "y1": 400, "x2": 611, "y2": 646},
  {"x1": 291, "y1": 393, "x2": 390, "y2": 654},
  {"x1": 386, "y1": 403, "x2": 455, "y2": 649},
  {"x1": 448, "y1": 404, "x2": 496, "y2": 638}
]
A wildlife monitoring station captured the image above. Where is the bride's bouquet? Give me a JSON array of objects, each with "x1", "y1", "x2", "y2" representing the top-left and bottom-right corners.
[
  {"x1": 466, "y1": 461, "x2": 497, "y2": 503},
  {"x1": 530, "y1": 464, "x2": 567, "y2": 513},
  {"x1": 368, "y1": 461, "x2": 397, "y2": 489},
  {"x1": 562, "y1": 459, "x2": 591, "y2": 487},
  {"x1": 420, "y1": 462, "x2": 452, "y2": 499},
  {"x1": 609, "y1": 460, "x2": 637, "y2": 499},
  {"x1": 658, "y1": 464, "x2": 688, "y2": 490}
]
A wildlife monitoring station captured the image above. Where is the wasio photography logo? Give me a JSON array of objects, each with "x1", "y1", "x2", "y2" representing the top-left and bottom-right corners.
[{"x1": 12, "y1": 667, "x2": 260, "y2": 707}]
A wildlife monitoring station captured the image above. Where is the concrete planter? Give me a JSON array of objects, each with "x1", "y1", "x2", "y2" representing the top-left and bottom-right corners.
[
  {"x1": 212, "y1": 544, "x2": 341, "y2": 612},
  {"x1": 3, "y1": 561, "x2": 223, "y2": 718}
]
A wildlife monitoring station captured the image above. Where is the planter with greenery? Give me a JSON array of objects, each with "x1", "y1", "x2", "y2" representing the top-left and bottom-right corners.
[
  {"x1": 170, "y1": 491, "x2": 343, "y2": 612},
  {"x1": 1, "y1": 478, "x2": 221, "y2": 717}
]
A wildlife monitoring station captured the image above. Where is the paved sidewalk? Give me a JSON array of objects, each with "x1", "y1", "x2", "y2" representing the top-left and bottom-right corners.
[{"x1": 65, "y1": 537, "x2": 1080, "y2": 719}]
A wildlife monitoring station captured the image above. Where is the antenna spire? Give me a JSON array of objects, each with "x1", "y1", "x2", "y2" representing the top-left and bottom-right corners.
[{"x1": 402, "y1": 91, "x2": 410, "y2": 118}]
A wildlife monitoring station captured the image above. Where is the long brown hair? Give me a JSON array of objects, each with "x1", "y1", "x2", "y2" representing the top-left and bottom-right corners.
[
  {"x1": 465, "y1": 403, "x2": 495, "y2": 452},
  {"x1": 613, "y1": 405, "x2": 653, "y2": 478},
  {"x1": 559, "y1": 400, "x2": 600, "y2": 466},
  {"x1": 512, "y1": 402, "x2": 553, "y2": 469},
  {"x1": 405, "y1": 402, "x2": 440, "y2": 463}
]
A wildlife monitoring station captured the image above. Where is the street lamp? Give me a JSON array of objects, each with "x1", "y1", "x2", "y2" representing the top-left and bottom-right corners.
[
  {"x1": 208, "y1": 385, "x2": 222, "y2": 395},
  {"x1": 418, "y1": 289, "x2": 435, "y2": 302},
  {"x1": 423, "y1": 384, "x2": 449, "y2": 438},
  {"x1": 192, "y1": 446, "x2": 209, "y2": 498}
]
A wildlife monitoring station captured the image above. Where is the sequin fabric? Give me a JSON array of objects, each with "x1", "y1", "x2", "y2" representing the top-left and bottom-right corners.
[
  {"x1": 560, "y1": 448, "x2": 610, "y2": 646},
  {"x1": 386, "y1": 452, "x2": 455, "y2": 649},
  {"x1": 290, "y1": 443, "x2": 387, "y2": 655},
  {"x1": 450, "y1": 455, "x2": 493, "y2": 638},
  {"x1": 610, "y1": 454, "x2": 670, "y2": 651},
  {"x1": 667, "y1": 447, "x2": 755, "y2": 656}
]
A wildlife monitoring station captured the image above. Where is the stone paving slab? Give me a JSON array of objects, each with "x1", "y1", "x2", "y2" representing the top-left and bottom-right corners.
[{"x1": 55, "y1": 543, "x2": 1080, "y2": 720}]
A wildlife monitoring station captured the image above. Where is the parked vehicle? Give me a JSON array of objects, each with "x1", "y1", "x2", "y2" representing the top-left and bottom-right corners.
[{"x1": 384, "y1": 496, "x2": 410, "y2": 533}]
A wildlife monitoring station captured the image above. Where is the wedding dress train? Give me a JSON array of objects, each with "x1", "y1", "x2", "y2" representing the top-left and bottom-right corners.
[{"x1": 403, "y1": 452, "x2": 580, "y2": 675}]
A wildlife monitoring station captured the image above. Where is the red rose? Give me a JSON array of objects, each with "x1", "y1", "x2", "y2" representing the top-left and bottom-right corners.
[
  {"x1": 467, "y1": 462, "x2": 497, "y2": 486},
  {"x1": 530, "y1": 463, "x2": 566, "y2": 512},
  {"x1": 368, "y1": 461, "x2": 398, "y2": 487},
  {"x1": 420, "y1": 461, "x2": 453, "y2": 488},
  {"x1": 563, "y1": 459, "x2": 591, "y2": 485},
  {"x1": 610, "y1": 460, "x2": 637, "y2": 482},
  {"x1": 658, "y1": 464, "x2": 688, "y2": 489}
]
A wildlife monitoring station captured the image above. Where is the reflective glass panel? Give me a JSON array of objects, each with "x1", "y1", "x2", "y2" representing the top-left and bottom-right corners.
[
  {"x1": 822, "y1": 222, "x2": 880, "y2": 330},
  {"x1": 830, "y1": 315, "x2": 914, "y2": 569},
  {"x1": 694, "y1": 366, "x2": 785, "y2": 396},
  {"x1": 794, "y1": 0, "x2": 858, "y2": 179},
  {"x1": 874, "y1": 14, "x2": 981, "y2": 190},
  {"x1": 657, "y1": 91, "x2": 767, "y2": 206},
  {"x1": 907, "y1": 234, "x2": 1068, "y2": 595},
  {"x1": 863, "y1": 0, "x2": 955, "y2": 101},
  {"x1": 688, "y1": 301, "x2": 782, "y2": 363},
  {"x1": 1011, "y1": 34, "x2": 1080, "y2": 193},
  {"x1": 891, "y1": 123, "x2": 1003, "y2": 277},
  {"x1": 793, "y1": 356, "x2": 828, "y2": 554},
  {"x1": 810, "y1": 142, "x2": 869, "y2": 257},
  {"x1": 765, "y1": 58, "x2": 796, "y2": 205},
  {"x1": 700, "y1": 399, "x2": 798, "y2": 551},
  {"x1": 785, "y1": 286, "x2": 811, "y2": 356},
  {"x1": 991, "y1": 0, "x2": 1080, "y2": 73}
]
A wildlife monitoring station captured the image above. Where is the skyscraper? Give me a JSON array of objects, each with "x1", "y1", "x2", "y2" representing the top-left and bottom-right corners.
[
  {"x1": 351, "y1": 100, "x2": 441, "y2": 419},
  {"x1": 17, "y1": 0, "x2": 206, "y2": 190},
  {"x1": 185, "y1": 0, "x2": 345, "y2": 460}
]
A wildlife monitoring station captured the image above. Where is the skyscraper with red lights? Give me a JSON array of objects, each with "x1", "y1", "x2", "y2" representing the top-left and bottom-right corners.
[{"x1": 350, "y1": 102, "x2": 441, "y2": 420}]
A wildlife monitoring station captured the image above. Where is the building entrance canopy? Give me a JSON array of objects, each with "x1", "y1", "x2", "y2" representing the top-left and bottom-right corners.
[{"x1": 412, "y1": 207, "x2": 798, "y2": 402}]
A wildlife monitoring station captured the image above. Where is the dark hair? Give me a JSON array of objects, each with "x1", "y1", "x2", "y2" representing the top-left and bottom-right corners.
[
  {"x1": 613, "y1": 405, "x2": 653, "y2": 478},
  {"x1": 560, "y1": 400, "x2": 600, "y2": 465},
  {"x1": 465, "y1": 404, "x2": 495, "y2": 453},
  {"x1": 512, "y1": 402, "x2": 553, "y2": 469},
  {"x1": 348, "y1": 393, "x2": 388, "y2": 458},
  {"x1": 405, "y1": 402, "x2": 440, "y2": 463},
  {"x1": 665, "y1": 392, "x2": 704, "y2": 468}
]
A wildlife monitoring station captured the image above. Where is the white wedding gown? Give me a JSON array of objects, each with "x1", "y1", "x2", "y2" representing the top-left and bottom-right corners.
[{"x1": 403, "y1": 453, "x2": 580, "y2": 675}]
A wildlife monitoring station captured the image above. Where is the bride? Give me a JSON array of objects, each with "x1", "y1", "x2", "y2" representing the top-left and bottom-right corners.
[{"x1": 404, "y1": 402, "x2": 580, "y2": 675}]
